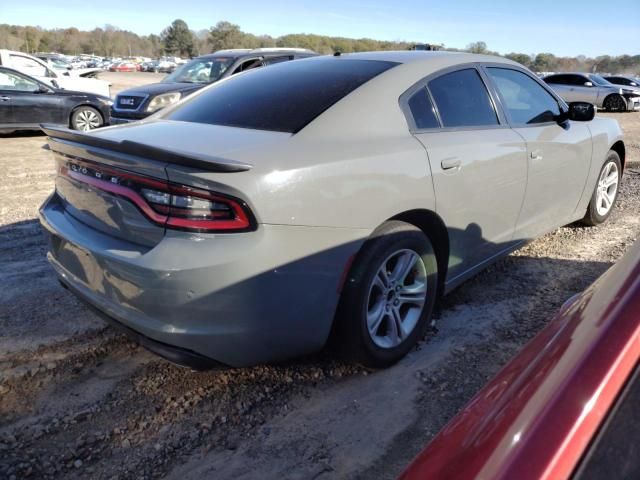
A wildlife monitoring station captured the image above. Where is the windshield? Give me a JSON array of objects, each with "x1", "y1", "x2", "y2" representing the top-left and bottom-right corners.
[
  {"x1": 587, "y1": 74, "x2": 612, "y2": 86},
  {"x1": 162, "y1": 57, "x2": 235, "y2": 84}
]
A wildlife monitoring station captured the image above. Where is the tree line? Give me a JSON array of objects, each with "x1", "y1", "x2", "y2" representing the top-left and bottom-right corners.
[{"x1": 1, "y1": 21, "x2": 638, "y2": 74}]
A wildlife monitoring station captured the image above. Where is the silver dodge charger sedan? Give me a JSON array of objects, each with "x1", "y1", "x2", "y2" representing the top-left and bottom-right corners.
[
  {"x1": 544, "y1": 72, "x2": 640, "y2": 112},
  {"x1": 39, "y1": 52, "x2": 626, "y2": 369}
]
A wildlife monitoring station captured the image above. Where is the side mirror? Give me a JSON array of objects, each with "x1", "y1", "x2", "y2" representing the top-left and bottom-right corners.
[
  {"x1": 37, "y1": 84, "x2": 50, "y2": 93},
  {"x1": 568, "y1": 102, "x2": 595, "y2": 121},
  {"x1": 631, "y1": 82, "x2": 638, "y2": 87},
  {"x1": 583, "y1": 81, "x2": 593, "y2": 87}
]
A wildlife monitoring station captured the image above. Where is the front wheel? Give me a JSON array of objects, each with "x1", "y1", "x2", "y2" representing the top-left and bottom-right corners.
[
  {"x1": 333, "y1": 221, "x2": 438, "y2": 368},
  {"x1": 71, "y1": 106, "x2": 103, "y2": 131},
  {"x1": 603, "y1": 94, "x2": 627, "y2": 112},
  {"x1": 581, "y1": 150, "x2": 621, "y2": 226}
]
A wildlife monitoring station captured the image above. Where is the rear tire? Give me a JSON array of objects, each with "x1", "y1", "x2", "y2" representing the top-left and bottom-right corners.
[
  {"x1": 333, "y1": 221, "x2": 438, "y2": 368},
  {"x1": 603, "y1": 94, "x2": 627, "y2": 112},
  {"x1": 581, "y1": 150, "x2": 621, "y2": 226},
  {"x1": 71, "y1": 106, "x2": 103, "y2": 131}
]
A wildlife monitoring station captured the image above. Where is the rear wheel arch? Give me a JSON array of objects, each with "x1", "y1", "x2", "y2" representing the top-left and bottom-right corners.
[
  {"x1": 389, "y1": 209, "x2": 449, "y2": 298},
  {"x1": 610, "y1": 140, "x2": 626, "y2": 172}
]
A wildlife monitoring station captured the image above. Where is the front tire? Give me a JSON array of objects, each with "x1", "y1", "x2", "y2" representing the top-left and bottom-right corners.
[
  {"x1": 603, "y1": 94, "x2": 627, "y2": 112},
  {"x1": 71, "y1": 106, "x2": 103, "y2": 131},
  {"x1": 334, "y1": 221, "x2": 438, "y2": 368},
  {"x1": 581, "y1": 150, "x2": 621, "y2": 226}
]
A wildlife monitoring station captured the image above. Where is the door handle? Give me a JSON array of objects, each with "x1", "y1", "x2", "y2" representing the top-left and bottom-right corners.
[
  {"x1": 0, "y1": 96, "x2": 10, "y2": 101},
  {"x1": 441, "y1": 157, "x2": 461, "y2": 170},
  {"x1": 530, "y1": 150, "x2": 543, "y2": 161}
]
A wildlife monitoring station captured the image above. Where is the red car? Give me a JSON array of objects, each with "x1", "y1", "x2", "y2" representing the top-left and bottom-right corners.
[
  {"x1": 109, "y1": 62, "x2": 139, "y2": 72},
  {"x1": 400, "y1": 240, "x2": 640, "y2": 480}
]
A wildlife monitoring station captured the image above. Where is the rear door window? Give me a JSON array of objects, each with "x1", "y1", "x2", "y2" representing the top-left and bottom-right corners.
[
  {"x1": 407, "y1": 88, "x2": 439, "y2": 129},
  {"x1": 487, "y1": 68, "x2": 560, "y2": 124},
  {"x1": 166, "y1": 58, "x2": 398, "y2": 133},
  {"x1": 428, "y1": 69, "x2": 499, "y2": 128}
]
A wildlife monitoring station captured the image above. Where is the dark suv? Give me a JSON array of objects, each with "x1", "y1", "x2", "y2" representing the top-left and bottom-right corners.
[{"x1": 111, "y1": 48, "x2": 317, "y2": 124}]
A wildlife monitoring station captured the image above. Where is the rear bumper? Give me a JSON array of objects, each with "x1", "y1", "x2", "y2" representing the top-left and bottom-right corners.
[
  {"x1": 59, "y1": 278, "x2": 224, "y2": 370},
  {"x1": 39, "y1": 193, "x2": 367, "y2": 367}
]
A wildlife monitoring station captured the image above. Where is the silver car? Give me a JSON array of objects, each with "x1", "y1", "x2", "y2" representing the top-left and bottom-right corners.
[
  {"x1": 604, "y1": 75, "x2": 640, "y2": 96},
  {"x1": 544, "y1": 72, "x2": 640, "y2": 111},
  {"x1": 39, "y1": 52, "x2": 626, "y2": 368}
]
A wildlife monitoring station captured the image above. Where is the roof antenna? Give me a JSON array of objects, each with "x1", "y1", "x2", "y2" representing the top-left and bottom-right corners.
[{"x1": 333, "y1": 51, "x2": 341, "y2": 57}]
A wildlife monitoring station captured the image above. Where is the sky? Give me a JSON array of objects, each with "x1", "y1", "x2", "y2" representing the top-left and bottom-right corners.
[{"x1": 2, "y1": 0, "x2": 638, "y2": 57}]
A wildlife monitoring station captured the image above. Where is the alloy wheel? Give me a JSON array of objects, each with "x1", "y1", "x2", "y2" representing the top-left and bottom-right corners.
[
  {"x1": 606, "y1": 95, "x2": 626, "y2": 112},
  {"x1": 75, "y1": 109, "x2": 101, "y2": 131},
  {"x1": 366, "y1": 249, "x2": 428, "y2": 349},
  {"x1": 595, "y1": 161, "x2": 619, "y2": 217}
]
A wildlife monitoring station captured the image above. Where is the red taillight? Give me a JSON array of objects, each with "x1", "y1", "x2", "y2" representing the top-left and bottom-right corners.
[{"x1": 60, "y1": 159, "x2": 255, "y2": 233}]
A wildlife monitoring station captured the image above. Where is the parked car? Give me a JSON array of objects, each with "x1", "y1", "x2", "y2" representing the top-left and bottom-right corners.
[
  {"x1": 155, "y1": 60, "x2": 177, "y2": 73},
  {"x1": 140, "y1": 61, "x2": 158, "y2": 72},
  {"x1": 39, "y1": 52, "x2": 626, "y2": 369},
  {"x1": 0, "y1": 49, "x2": 110, "y2": 97},
  {"x1": 110, "y1": 48, "x2": 317, "y2": 124},
  {"x1": 0, "y1": 66, "x2": 111, "y2": 132},
  {"x1": 109, "y1": 62, "x2": 139, "y2": 72},
  {"x1": 399, "y1": 238, "x2": 640, "y2": 480},
  {"x1": 544, "y1": 72, "x2": 640, "y2": 111},
  {"x1": 35, "y1": 53, "x2": 103, "y2": 79},
  {"x1": 604, "y1": 74, "x2": 640, "y2": 95}
]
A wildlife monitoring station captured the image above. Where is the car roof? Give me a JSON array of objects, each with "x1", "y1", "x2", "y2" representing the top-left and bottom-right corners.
[
  {"x1": 321, "y1": 50, "x2": 523, "y2": 68},
  {"x1": 197, "y1": 48, "x2": 317, "y2": 60}
]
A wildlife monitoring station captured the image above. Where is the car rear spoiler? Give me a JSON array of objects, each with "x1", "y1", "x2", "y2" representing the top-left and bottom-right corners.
[{"x1": 40, "y1": 124, "x2": 253, "y2": 173}]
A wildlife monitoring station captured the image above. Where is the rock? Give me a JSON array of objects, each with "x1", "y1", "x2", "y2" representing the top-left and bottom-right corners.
[
  {"x1": 73, "y1": 459, "x2": 82, "y2": 468},
  {"x1": 121, "y1": 439, "x2": 131, "y2": 448}
]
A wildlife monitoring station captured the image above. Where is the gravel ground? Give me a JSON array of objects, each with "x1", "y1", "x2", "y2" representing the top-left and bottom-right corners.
[{"x1": 1, "y1": 89, "x2": 639, "y2": 480}]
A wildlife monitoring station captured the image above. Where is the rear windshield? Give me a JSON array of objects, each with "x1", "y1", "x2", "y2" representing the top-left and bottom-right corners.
[{"x1": 164, "y1": 58, "x2": 398, "y2": 133}]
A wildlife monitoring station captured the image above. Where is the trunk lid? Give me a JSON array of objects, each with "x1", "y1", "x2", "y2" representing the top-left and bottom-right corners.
[{"x1": 44, "y1": 121, "x2": 287, "y2": 246}]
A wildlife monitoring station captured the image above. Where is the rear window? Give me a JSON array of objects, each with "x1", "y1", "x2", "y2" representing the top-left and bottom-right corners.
[{"x1": 165, "y1": 58, "x2": 397, "y2": 133}]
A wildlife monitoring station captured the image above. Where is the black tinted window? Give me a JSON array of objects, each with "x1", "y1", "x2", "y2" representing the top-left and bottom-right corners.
[
  {"x1": 428, "y1": 69, "x2": 498, "y2": 127},
  {"x1": 545, "y1": 74, "x2": 569, "y2": 85},
  {"x1": 407, "y1": 88, "x2": 439, "y2": 129},
  {"x1": 165, "y1": 58, "x2": 397, "y2": 133},
  {"x1": 488, "y1": 68, "x2": 560, "y2": 124}
]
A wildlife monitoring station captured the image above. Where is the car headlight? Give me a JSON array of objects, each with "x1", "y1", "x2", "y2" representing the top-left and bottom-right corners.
[
  {"x1": 99, "y1": 98, "x2": 114, "y2": 106},
  {"x1": 146, "y1": 92, "x2": 181, "y2": 113}
]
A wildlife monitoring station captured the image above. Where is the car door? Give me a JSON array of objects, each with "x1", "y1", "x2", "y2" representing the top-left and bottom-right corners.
[
  {"x1": 567, "y1": 74, "x2": 599, "y2": 104},
  {"x1": 406, "y1": 67, "x2": 528, "y2": 281},
  {"x1": 484, "y1": 66, "x2": 592, "y2": 239},
  {"x1": 0, "y1": 70, "x2": 14, "y2": 126},
  {"x1": 0, "y1": 70, "x2": 64, "y2": 126},
  {"x1": 544, "y1": 75, "x2": 574, "y2": 101}
]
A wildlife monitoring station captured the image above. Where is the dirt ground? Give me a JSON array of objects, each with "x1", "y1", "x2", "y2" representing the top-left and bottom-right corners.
[{"x1": 1, "y1": 75, "x2": 640, "y2": 479}]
